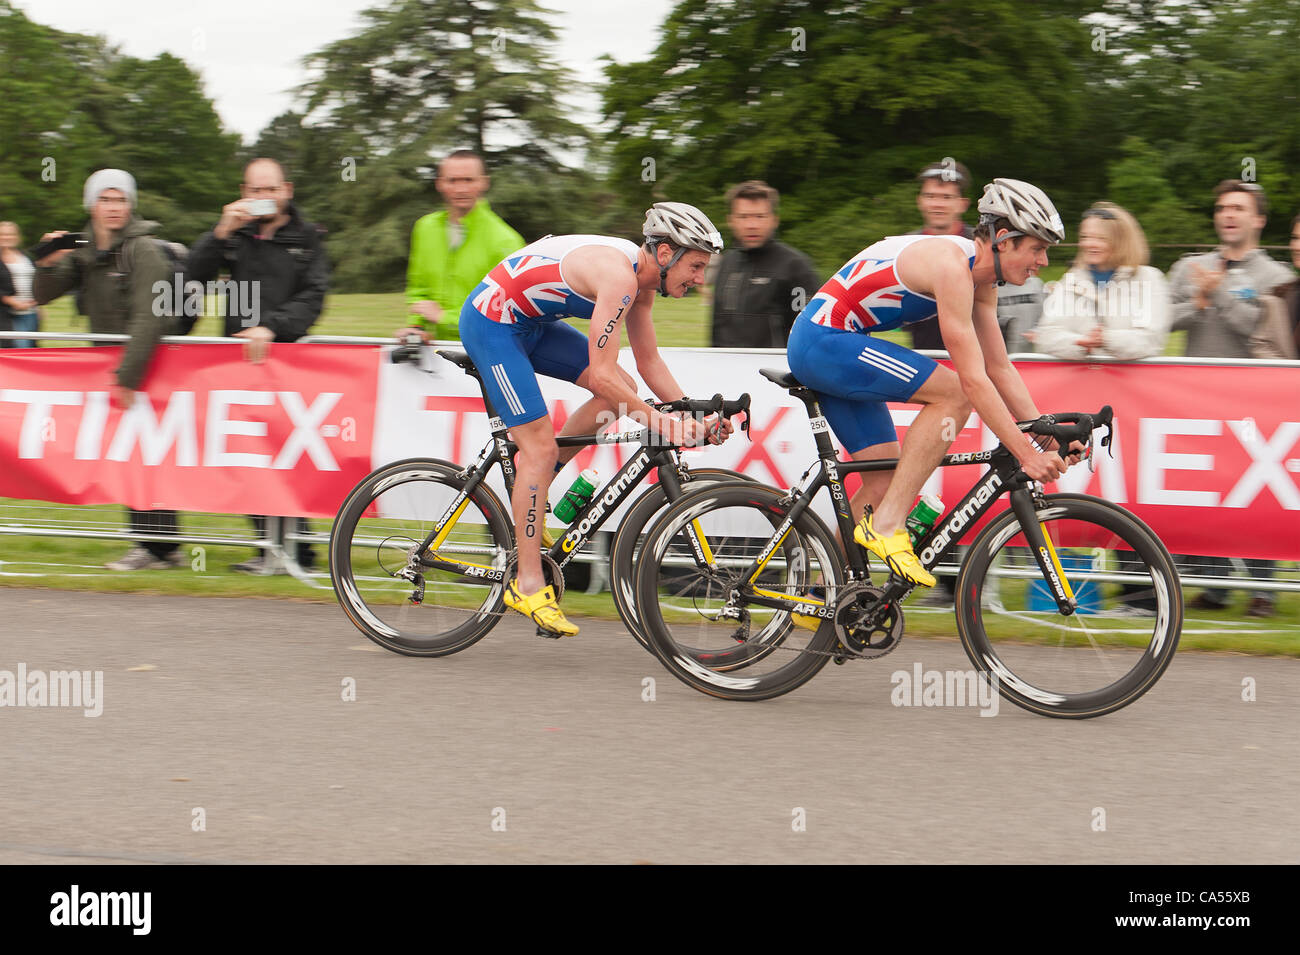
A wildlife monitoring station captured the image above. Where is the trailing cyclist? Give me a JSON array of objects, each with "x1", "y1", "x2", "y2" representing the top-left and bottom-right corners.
[
  {"x1": 450, "y1": 203, "x2": 731, "y2": 636},
  {"x1": 786, "y1": 178, "x2": 1080, "y2": 588}
]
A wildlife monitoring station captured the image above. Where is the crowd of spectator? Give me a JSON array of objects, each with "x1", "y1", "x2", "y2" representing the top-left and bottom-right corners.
[{"x1": 4, "y1": 154, "x2": 1296, "y2": 612}]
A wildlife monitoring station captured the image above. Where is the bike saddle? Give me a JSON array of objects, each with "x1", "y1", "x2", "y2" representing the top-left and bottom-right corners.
[
  {"x1": 436, "y1": 349, "x2": 477, "y2": 372},
  {"x1": 759, "y1": 368, "x2": 803, "y2": 390}
]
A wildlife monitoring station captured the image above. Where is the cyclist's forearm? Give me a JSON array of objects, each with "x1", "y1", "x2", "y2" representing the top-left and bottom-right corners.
[
  {"x1": 589, "y1": 366, "x2": 661, "y2": 429},
  {"x1": 986, "y1": 360, "x2": 1039, "y2": 422},
  {"x1": 633, "y1": 355, "x2": 685, "y2": 403},
  {"x1": 961, "y1": 374, "x2": 1038, "y2": 462}
]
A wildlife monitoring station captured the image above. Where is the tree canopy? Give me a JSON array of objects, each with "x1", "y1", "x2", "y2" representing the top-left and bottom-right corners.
[
  {"x1": 0, "y1": 0, "x2": 240, "y2": 244},
  {"x1": 3, "y1": 0, "x2": 1297, "y2": 288}
]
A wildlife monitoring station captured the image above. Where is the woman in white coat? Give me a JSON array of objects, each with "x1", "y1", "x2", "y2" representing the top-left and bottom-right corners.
[{"x1": 1036, "y1": 202, "x2": 1169, "y2": 360}]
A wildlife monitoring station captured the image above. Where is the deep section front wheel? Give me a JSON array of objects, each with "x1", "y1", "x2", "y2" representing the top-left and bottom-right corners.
[
  {"x1": 610, "y1": 466, "x2": 753, "y2": 652},
  {"x1": 634, "y1": 483, "x2": 844, "y2": 701},
  {"x1": 956, "y1": 493, "x2": 1182, "y2": 718},
  {"x1": 329, "y1": 458, "x2": 513, "y2": 656}
]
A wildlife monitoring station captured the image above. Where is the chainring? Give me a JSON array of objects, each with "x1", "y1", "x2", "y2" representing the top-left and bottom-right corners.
[{"x1": 833, "y1": 581, "x2": 904, "y2": 659}]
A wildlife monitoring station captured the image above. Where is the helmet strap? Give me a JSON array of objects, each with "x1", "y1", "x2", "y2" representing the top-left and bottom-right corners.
[
  {"x1": 989, "y1": 228, "x2": 1025, "y2": 287},
  {"x1": 650, "y1": 239, "x2": 687, "y2": 297}
]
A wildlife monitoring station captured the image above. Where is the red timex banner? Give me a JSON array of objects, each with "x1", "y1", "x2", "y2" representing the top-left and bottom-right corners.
[
  {"x1": 883, "y1": 361, "x2": 1300, "y2": 560},
  {"x1": 2, "y1": 345, "x2": 1297, "y2": 558},
  {"x1": 0, "y1": 344, "x2": 378, "y2": 518}
]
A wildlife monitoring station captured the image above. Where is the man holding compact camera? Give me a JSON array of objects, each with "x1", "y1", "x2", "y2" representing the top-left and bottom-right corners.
[
  {"x1": 33, "y1": 168, "x2": 186, "y2": 571},
  {"x1": 188, "y1": 157, "x2": 330, "y2": 573}
]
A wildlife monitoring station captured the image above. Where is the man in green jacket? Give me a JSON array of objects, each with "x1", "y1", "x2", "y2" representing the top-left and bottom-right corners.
[
  {"x1": 34, "y1": 168, "x2": 185, "y2": 571},
  {"x1": 398, "y1": 150, "x2": 524, "y2": 341}
]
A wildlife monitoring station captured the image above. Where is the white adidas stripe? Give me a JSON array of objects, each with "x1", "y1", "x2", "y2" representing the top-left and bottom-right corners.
[
  {"x1": 495, "y1": 365, "x2": 525, "y2": 417},
  {"x1": 492, "y1": 364, "x2": 525, "y2": 416},
  {"x1": 857, "y1": 349, "x2": 915, "y2": 382},
  {"x1": 857, "y1": 345, "x2": 914, "y2": 377}
]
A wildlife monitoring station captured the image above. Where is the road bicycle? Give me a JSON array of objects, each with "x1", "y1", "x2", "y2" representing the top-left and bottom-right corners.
[
  {"x1": 329, "y1": 346, "x2": 750, "y2": 656},
  {"x1": 633, "y1": 366, "x2": 1183, "y2": 717}
]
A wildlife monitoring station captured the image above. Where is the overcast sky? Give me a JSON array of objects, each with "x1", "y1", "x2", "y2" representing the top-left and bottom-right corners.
[{"x1": 13, "y1": 0, "x2": 675, "y2": 143}]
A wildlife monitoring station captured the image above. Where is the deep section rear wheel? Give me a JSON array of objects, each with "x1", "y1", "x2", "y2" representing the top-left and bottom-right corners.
[
  {"x1": 956, "y1": 493, "x2": 1182, "y2": 718},
  {"x1": 634, "y1": 483, "x2": 844, "y2": 701},
  {"x1": 329, "y1": 458, "x2": 513, "y2": 656}
]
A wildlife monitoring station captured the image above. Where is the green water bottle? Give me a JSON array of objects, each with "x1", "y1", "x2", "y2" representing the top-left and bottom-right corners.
[
  {"x1": 553, "y1": 469, "x2": 599, "y2": 524},
  {"x1": 905, "y1": 494, "x2": 944, "y2": 547}
]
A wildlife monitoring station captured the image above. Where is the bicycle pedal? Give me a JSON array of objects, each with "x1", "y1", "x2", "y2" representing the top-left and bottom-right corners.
[{"x1": 536, "y1": 626, "x2": 564, "y2": 640}]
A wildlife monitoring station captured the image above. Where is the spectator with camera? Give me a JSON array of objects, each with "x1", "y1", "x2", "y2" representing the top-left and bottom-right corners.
[
  {"x1": 188, "y1": 157, "x2": 330, "y2": 574},
  {"x1": 1168, "y1": 179, "x2": 1295, "y2": 616},
  {"x1": 33, "y1": 169, "x2": 184, "y2": 571},
  {"x1": 1036, "y1": 202, "x2": 1169, "y2": 360}
]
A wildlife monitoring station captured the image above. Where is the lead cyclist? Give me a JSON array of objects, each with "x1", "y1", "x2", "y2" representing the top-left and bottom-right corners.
[
  {"x1": 448, "y1": 203, "x2": 732, "y2": 636},
  {"x1": 786, "y1": 178, "x2": 1084, "y2": 587}
]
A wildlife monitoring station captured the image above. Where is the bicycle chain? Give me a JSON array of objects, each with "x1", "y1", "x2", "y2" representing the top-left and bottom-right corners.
[
  {"x1": 681, "y1": 579, "x2": 908, "y2": 661},
  {"x1": 381, "y1": 560, "x2": 907, "y2": 660}
]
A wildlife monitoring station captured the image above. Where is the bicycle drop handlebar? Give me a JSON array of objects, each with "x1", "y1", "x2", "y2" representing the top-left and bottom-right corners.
[
  {"x1": 652, "y1": 393, "x2": 751, "y2": 433},
  {"x1": 1017, "y1": 405, "x2": 1115, "y2": 459}
]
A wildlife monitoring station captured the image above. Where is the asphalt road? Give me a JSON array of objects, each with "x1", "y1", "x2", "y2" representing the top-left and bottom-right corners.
[{"x1": 1, "y1": 588, "x2": 1296, "y2": 864}]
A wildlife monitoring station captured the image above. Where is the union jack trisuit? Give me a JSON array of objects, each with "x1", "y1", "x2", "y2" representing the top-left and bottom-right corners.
[
  {"x1": 458, "y1": 235, "x2": 640, "y2": 427},
  {"x1": 786, "y1": 233, "x2": 976, "y2": 452}
]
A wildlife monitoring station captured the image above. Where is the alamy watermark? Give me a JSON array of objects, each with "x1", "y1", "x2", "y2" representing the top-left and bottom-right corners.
[
  {"x1": 0, "y1": 663, "x2": 103, "y2": 717},
  {"x1": 50, "y1": 885, "x2": 150, "y2": 935},
  {"x1": 1040, "y1": 271, "x2": 1157, "y2": 324},
  {"x1": 890, "y1": 662, "x2": 999, "y2": 716},
  {"x1": 152, "y1": 276, "x2": 261, "y2": 326}
]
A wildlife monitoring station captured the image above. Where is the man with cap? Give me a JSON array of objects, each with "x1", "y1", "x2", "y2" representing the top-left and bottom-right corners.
[{"x1": 34, "y1": 169, "x2": 185, "y2": 571}]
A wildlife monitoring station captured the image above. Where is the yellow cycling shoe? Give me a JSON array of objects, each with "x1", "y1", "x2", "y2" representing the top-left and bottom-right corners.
[
  {"x1": 853, "y1": 514, "x2": 936, "y2": 588},
  {"x1": 504, "y1": 579, "x2": 579, "y2": 637}
]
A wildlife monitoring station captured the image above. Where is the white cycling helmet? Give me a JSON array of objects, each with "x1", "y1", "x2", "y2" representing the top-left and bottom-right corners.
[
  {"x1": 977, "y1": 178, "x2": 1066, "y2": 245},
  {"x1": 643, "y1": 201, "x2": 724, "y2": 254},
  {"x1": 643, "y1": 201, "x2": 723, "y2": 295}
]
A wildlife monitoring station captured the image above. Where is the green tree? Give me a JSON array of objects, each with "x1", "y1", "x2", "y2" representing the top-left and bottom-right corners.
[
  {"x1": 1106, "y1": 136, "x2": 1209, "y2": 268},
  {"x1": 292, "y1": 0, "x2": 597, "y2": 290},
  {"x1": 602, "y1": 0, "x2": 1096, "y2": 273},
  {"x1": 0, "y1": 2, "x2": 109, "y2": 237},
  {"x1": 1091, "y1": 0, "x2": 1300, "y2": 246},
  {"x1": 0, "y1": 2, "x2": 240, "y2": 246}
]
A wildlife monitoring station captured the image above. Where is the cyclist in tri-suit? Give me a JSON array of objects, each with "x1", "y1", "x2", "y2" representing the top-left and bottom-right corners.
[
  {"x1": 457, "y1": 203, "x2": 729, "y2": 636},
  {"x1": 787, "y1": 179, "x2": 1080, "y2": 587}
]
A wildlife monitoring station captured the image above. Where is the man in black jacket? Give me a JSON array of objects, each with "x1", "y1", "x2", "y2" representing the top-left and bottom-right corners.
[
  {"x1": 188, "y1": 157, "x2": 331, "y2": 573},
  {"x1": 907, "y1": 160, "x2": 975, "y2": 352},
  {"x1": 710, "y1": 181, "x2": 820, "y2": 348},
  {"x1": 187, "y1": 158, "x2": 329, "y2": 347}
]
